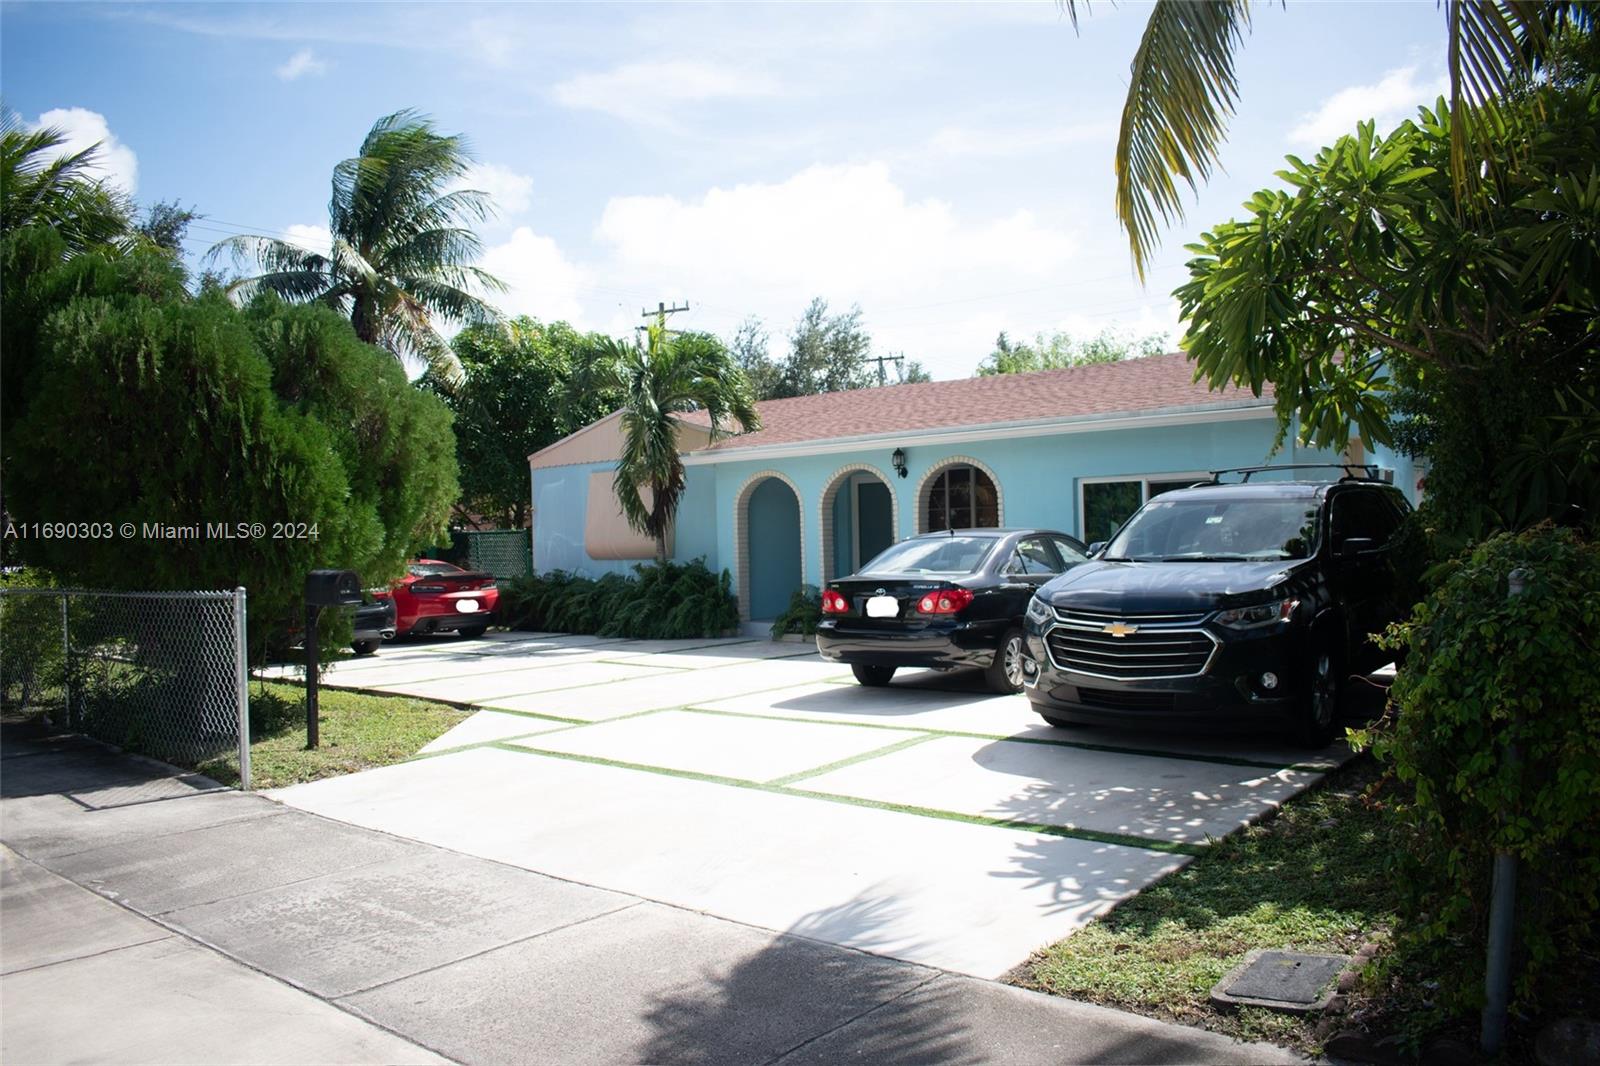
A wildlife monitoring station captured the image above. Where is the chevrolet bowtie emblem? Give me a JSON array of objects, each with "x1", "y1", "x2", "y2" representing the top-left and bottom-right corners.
[{"x1": 1103, "y1": 622, "x2": 1139, "y2": 638}]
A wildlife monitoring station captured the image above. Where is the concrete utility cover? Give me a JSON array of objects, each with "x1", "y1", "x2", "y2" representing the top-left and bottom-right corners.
[{"x1": 1210, "y1": 949, "x2": 1350, "y2": 1013}]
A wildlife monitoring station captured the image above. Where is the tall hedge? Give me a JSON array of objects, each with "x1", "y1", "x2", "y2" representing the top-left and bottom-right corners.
[
  {"x1": 1359, "y1": 524, "x2": 1600, "y2": 1015},
  {"x1": 2, "y1": 227, "x2": 459, "y2": 661}
]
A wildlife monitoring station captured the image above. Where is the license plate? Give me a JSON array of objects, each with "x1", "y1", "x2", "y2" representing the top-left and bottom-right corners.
[
  {"x1": 457, "y1": 599, "x2": 480, "y2": 613},
  {"x1": 865, "y1": 595, "x2": 899, "y2": 618}
]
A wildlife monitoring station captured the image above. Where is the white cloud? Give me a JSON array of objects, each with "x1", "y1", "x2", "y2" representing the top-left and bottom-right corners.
[
  {"x1": 591, "y1": 162, "x2": 1084, "y2": 377},
  {"x1": 34, "y1": 108, "x2": 138, "y2": 194},
  {"x1": 552, "y1": 61, "x2": 782, "y2": 126},
  {"x1": 283, "y1": 223, "x2": 332, "y2": 258},
  {"x1": 455, "y1": 163, "x2": 535, "y2": 217},
  {"x1": 1288, "y1": 66, "x2": 1445, "y2": 148},
  {"x1": 275, "y1": 48, "x2": 328, "y2": 81},
  {"x1": 478, "y1": 226, "x2": 588, "y2": 324}
]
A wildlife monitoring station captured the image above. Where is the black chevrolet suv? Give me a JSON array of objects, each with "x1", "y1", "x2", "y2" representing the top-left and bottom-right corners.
[{"x1": 1021, "y1": 467, "x2": 1413, "y2": 746}]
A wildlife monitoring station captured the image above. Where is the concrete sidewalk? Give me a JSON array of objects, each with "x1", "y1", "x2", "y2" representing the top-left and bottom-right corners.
[{"x1": 0, "y1": 728, "x2": 1303, "y2": 1066}]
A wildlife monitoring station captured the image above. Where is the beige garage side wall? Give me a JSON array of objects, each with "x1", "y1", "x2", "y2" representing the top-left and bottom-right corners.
[{"x1": 584, "y1": 470, "x2": 672, "y2": 559}]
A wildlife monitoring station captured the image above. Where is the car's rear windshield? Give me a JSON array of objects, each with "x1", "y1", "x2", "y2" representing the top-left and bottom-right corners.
[
  {"x1": 408, "y1": 562, "x2": 464, "y2": 577},
  {"x1": 1104, "y1": 496, "x2": 1320, "y2": 561},
  {"x1": 859, "y1": 536, "x2": 999, "y2": 575}
]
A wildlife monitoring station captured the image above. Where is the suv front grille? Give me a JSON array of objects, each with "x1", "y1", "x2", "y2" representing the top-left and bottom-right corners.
[
  {"x1": 1044, "y1": 614, "x2": 1218, "y2": 680},
  {"x1": 1054, "y1": 607, "x2": 1211, "y2": 627}
]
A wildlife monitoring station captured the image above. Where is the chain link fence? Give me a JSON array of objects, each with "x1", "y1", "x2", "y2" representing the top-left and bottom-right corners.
[
  {"x1": 0, "y1": 587, "x2": 250, "y2": 789},
  {"x1": 425, "y1": 528, "x2": 532, "y2": 580}
]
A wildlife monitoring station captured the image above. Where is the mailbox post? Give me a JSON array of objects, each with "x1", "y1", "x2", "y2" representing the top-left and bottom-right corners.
[{"x1": 304, "y1": 570, "x2": 363, "y2": 750}]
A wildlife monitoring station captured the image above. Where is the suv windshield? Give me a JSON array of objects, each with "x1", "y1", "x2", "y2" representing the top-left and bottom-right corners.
[
  {"x1": 860, "y1": 536, "x2": 998, "y2": 575},
  {"x1": 1103, "y1": 496, "x2": 1320, "y2": 561}
]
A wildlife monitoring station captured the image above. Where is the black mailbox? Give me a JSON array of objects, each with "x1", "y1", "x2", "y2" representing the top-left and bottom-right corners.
[{"x1": 305, "y1": 569, "x2": 363, "y2": 608}]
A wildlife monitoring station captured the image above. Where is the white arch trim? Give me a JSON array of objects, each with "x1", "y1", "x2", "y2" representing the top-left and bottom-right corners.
[
  {"x1": 817, "y1": 463, "x2": 900, "y2": 584},
  {"x1": 914, "y1": 454, "x2": 1006, "y2": 534},
  {"x1": 732, "y1": 469, "x2": 806, "y2": 622}
]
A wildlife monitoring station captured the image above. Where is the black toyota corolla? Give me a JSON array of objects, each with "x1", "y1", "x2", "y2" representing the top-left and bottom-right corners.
[
  {"x1": 815, "y1": 528, "x2": 1089, "y2": 693},
  {"x1": 1021, "y1": 474, "x2": 1413, "y2": 746}
]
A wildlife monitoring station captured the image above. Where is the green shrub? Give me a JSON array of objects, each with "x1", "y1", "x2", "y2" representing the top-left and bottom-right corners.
[
  {"x1": 0, "y1": 569, "x2": 65, "y2": 716},
  {"x1": 770, "y1": 584, "x2": 821, "y2": 640},
  {"x1": 1354, "y1": 523, "x2": 1600, "y2": 1016},
  {"x1": 498, "y1": 559, "x2": 738, "y2": 639}
]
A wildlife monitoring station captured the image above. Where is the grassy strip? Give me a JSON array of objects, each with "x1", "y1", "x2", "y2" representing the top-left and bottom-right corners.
[
  {"x1": 489, "y1": 740, "x2": 1206, "y2": 856},
  {"x1": 1008, "y1": 756, "x2": 1393, "y2": 1057},
  {"x1": 198, "y1": 682, "x2": 468, "y2": 790},
  {"x1": 763, "y1": 733, "x2": 939, "y2": 787}
]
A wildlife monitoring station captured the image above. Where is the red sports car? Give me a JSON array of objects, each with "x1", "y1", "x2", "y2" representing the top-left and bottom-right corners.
[{"x1": 375, "y1": 560, "x2": 500, "y2": 639}]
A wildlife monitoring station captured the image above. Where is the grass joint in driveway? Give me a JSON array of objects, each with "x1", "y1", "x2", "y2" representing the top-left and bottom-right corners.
[{"x1": 489, "y1": 739, "x2": 1207, "y2": 857}]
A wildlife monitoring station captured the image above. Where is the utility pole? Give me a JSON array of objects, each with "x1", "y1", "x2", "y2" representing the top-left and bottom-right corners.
[
  {"x1": 637, "y1": 301, "x2": 691, "y2": 334},
  {"x1": 867, "y1": 352, "x2": 904, "y2": 386}
]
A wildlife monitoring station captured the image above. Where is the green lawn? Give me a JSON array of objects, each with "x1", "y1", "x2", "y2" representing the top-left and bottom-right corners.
[
  {"x1": 198, "y1": 681, "x2": 468, "y2": 790},
  {"x1": 1009, "y1": 757, "x2": 1396, "y2": 1056}
]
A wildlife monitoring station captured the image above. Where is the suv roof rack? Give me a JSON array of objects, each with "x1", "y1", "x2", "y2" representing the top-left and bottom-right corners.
[{"x1": 1207, "y1": 463, "x2": 1386, "y2": 484}]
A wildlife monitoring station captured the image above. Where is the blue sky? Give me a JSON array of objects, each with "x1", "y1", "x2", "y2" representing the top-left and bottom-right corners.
[{"x1": 3, "y1": 1, "x2": 1446, "y2": 379}]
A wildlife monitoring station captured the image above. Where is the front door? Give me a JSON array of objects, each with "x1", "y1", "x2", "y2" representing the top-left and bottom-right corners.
[{"x1": 855, "y1": 480, "x2": 893, "y2": 569}]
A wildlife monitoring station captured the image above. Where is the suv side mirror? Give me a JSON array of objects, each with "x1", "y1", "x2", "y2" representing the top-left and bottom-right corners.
[
  {"x1": 1338, "y1": 537, "x2": 1376, "y2": 559},
  {"x1": 1088, "y1": 541, "x2": 1106, "y2": 557}
]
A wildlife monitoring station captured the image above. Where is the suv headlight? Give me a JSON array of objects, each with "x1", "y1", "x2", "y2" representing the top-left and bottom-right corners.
[
  {"x1": 1213, "y1": 597, "x2": 1300, "y2": 630},
  {"x1": 1025, "y1": 596, "x2": 1054, "y2": 627}
]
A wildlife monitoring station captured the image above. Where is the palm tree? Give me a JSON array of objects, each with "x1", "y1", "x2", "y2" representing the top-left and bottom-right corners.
[
  {"x1": 211, "y1": 109, "x2": 504, "y2": 385},
  {"x1": 1, "y1": 108, "x2": 131, "y2": 253},
  {"x1": 1066, "y1": 1, "x2": 1591, "y2": 278},
  {"x1": 597, "y1": 322, "x2": 762, "y2": 562}
]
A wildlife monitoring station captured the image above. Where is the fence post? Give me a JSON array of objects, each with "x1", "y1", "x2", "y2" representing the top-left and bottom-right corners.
[
  {"x1": 60, "y1": 592, "x2": 73, "y2": 730},
  {"x1": 232, "y1": 586, "x2": 250, "y2": 791},
  {"x1": 1481, "y1": 567, "x2": 1529, "y2": 1056}
]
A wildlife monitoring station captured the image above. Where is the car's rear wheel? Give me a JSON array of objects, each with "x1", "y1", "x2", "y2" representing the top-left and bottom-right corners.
[
  {"x1": 852, "y1": 664, "x2": 896, "y2": 687},
  {"x1": 351, "y1": 639, "x2": 379, "y2": 656},
  {"x1": 1295, "y1": 640, "x2": 1344, "y2": 748},
  {"x1": 458, "y1": 625, "x2": 489, "y2": 639},
  {"x1": 985, "y1": 627, "x2": 1026, "y2": 694}
]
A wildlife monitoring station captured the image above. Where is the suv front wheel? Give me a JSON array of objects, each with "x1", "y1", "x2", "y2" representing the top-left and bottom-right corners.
[{"x1": 1295, "y1": 641, "x2": 1343, "y2": 748}]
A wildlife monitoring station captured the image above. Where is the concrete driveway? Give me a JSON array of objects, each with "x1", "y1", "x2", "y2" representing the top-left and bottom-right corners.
[{"x1": 266, "y1": 632, "x2": 1354, "y2": 979}]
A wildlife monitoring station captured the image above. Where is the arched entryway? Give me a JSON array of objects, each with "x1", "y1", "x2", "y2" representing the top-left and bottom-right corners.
[
  {"x1": 819, "y1": 464, "x2": 899, "y2": 582},
  {"x1": 916, "y1": 456, "x2": 1003, "y2": 533},
  {"x1": 734, "y1": 471, "x2": 804, "y2": 621}
]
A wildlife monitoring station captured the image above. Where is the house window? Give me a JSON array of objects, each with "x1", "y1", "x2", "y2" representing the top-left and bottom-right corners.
[
  {"x1": 927, "y1": 465, "x2": 998, "y2": 531},
  {"x1": 1081, "y1": 474, "x2": 1204, "y2": 544}
]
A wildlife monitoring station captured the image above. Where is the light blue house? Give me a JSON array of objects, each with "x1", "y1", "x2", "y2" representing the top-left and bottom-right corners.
[{"x1": 528, "y1": 353, "x2": 1421, "y2": 622}]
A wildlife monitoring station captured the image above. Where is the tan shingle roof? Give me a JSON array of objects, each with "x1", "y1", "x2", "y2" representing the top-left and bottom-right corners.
[{"x1": 697, "y1": 352, "x2": 1268, "y2": 453}]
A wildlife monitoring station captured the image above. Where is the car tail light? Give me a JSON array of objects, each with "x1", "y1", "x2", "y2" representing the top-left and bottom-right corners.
[
  {"x1": 917, "y1": 588, "x2": 974, "y2": 615},
  {"x1": 478, "y1": 579, "x2": 497, "y2": 590},
  {"x1": 821, "y1": 589, "x2": 849, "y2": 614}
]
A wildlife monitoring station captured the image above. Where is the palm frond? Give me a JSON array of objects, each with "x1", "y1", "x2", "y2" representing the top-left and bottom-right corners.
[
  {"x1": 1113, "y1": 0, "x2": 1253, "y2": 280},
  {"x1": 1444, "y1": 1, "x2": 1571, "y2": 196},
  {"x1": 404, "y1": 276, "x2": 504, "y2": 328}
]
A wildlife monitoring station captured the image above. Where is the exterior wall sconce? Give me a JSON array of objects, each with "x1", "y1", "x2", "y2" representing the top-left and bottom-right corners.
[{"x1": 891, "y1": 448, "x2": 908, "y2": 479}]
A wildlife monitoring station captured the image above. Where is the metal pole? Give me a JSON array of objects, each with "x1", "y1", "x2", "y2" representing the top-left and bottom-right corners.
[
  {"x1": 60, "y1": 592, "x2": 73, "y2": 730},
  {"x1": 1481, "y1": 567, "x2": 1529, "y2": 1055},
  {"x1": 305, "y1": 604, "x2": 320, "y2": 750},
  {"x1": 232, "y1": 587, "x2": 250, "y2": 791}
]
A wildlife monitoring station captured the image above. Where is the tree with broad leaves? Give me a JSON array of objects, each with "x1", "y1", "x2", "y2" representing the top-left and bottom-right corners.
[
  {"x1": 210, "y1": 109, "x2": 504, "y2": 386},
  {"x1": 1177, "y1": 72, "x2": 1599, "y2": 546},
  {"x1": 423, "y1": 318, "x2": 621, "y2": 529}
]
